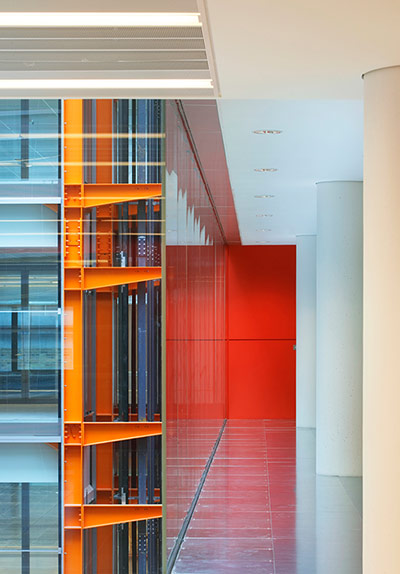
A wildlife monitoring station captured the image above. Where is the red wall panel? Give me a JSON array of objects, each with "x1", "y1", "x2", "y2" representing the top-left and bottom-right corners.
[
  {"x1": 228, "y1": 245, "x2": 296, "y2": 340},
  {"x1": 227, "y1": 246, "x2": 296, "y2": 419},
  {"x1": 228, "y1": 340, "x2": 296, "y2": 419}
]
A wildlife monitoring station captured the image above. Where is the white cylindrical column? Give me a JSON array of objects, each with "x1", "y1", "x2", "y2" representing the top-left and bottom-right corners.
[
  {"x1": 364, "y1": 66, "x2": 400, "y2": 574},
  {"x1": 316, "y1": 181, "x2": 362, "y2": 476},
  {"x1": 296, "y1": 235, "x2": 316, "y2": 428}
]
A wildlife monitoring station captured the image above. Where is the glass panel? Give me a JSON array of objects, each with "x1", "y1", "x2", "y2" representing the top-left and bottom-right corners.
[
  {"x1": 0, "y1": 100, "x2": 60, "y2": 187},
  {"x1": 30, "y1": 484, "x2": 59, "y2": 549},
  {"x1": 165, "y1": 101, "x2": 226, "y2": 551},
  {"x1": 28, "y1": 100, "x2": 60, "y2": 183},
  {"x1": 0, "y1": 269, "x2": 60, "y2": 408},
  {"x1": 0, "y1": 553, "x2": 20, "y2": 574},
  {"x1": 0, "y1": 274, "x2": 21, "y2": 306},
  {"x1": 0, "y1": 101, "x2": 21, "y2": 182},
  {"x1": 0, "y1": 99, "x2": 61, "y2": 422},
  {"x1": 30, "y1": 553, "x2": 59, "y2": 574},
  {"x1": 0, "y1": 482, "x2": 59, "y2": 573},
  {"x1": 0, "y1": 314, "x2": 12, "y2": 372},
  {"x1": 0, "y1": 552, "x2": 59, "y2": 574},
  {"x1": 29, "y1": 274, "x2": 58, "y2": 306},
  {"x1": 0, "y1": 483, "x2": 21, "y2": 549}
]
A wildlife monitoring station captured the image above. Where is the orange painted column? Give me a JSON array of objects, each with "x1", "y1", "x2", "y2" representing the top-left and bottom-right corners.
[{"x1": 63, "y1": 99, "x2": 84, "y2": 574}]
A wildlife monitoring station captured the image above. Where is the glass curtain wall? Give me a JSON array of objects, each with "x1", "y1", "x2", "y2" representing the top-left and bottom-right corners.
[
  {"x1": 0, "y1": 99, "x2": 62, "y2": 573},
  {"x1": 165, "y1": 101, "x2": 226, "y2": 556}
]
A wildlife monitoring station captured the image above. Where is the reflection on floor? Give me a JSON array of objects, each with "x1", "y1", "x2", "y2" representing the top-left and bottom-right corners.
[
  {"x1": 167, "y1": 420, "x2": 225, "y2": 550},
  {"x1": 172, "y1": 420, "x2": 362, "y2": 574}
]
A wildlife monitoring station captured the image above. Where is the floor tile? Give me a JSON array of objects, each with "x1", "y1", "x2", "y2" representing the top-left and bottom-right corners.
[{"x1": 170, "y1": 421, "x2": 362, "y2": 574}]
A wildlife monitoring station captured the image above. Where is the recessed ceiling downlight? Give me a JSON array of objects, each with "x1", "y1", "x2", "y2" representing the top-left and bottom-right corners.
[
  {"x1": 254, "y1": 168, "x2": 277, "y2": 172},
  {"x1": 253, "y1": 130, "x2": 282, "y2": 135},
  {"x1": 256, "y1": 229, "x2": 272, "y2": 232}
]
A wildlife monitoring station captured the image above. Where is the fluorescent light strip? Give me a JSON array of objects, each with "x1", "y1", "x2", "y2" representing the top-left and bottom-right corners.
[
  {"x1": 0, "y1": 79, "x2": 212, "y2": 90},
  {"x1": 0, "y1": 197, "x2": 61, "y2": 204},
  {"x1": 0, "y1": 12, "x2": 201, "y2": 27}
]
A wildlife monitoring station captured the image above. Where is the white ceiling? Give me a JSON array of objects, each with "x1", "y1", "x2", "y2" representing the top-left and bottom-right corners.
[
  {"x1": 0, "y1": 0, "x2": 197, "y2": 14},
  {"x1": 201, "y1": 0, "x2": 392, "y2": 243},
  {"x1": 204, "y1": 0, "x2": 400, "y2": 99},
  {"x1": 217, "y1": 100, "x2": 363, "y2": 244},
  {"x1": 0, "y1": 2, "x2": 390, "y2": 244}
]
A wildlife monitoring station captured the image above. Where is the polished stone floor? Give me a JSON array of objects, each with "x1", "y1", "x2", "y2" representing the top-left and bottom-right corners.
[{"x1": 171, "y1": 420, "x2": 362, "y2": 574}]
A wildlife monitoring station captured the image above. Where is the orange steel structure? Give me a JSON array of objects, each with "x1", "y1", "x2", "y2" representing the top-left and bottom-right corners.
[{"x1": 63, "y1": 100, "x2": 162, "y2": 573}]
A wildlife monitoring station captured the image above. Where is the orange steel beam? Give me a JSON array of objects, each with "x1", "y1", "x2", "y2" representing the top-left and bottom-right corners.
[
  {"x1": 84, "y1": 504, "x2": 162, "y2": 529},
  {"x1": 65, "y1": 504, "x2": 163, "y2": 530},
  {"x1": 84, "y1": 266, "x2": 161, "y2": 289},
  {"x1": 84, "y1": 422, "x2": 162, "y2": 445},
  {"x1": 64, "y1": 266, "x2": 162, "y2": 290},
  {"x1": 64, "y1": 422, "x2": 162, "y2": 446},
  {"x1": 64, "y1": 183, "x2": 161, "y2": 209},
  {"x1": 84, "y1": 183, "x2": 161, "y2": 207}
]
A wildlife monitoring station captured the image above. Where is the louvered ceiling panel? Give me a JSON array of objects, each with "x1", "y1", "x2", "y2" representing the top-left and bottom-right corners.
[
  {"x1": 0, "y1": 39, "x2": 206, "y2": 50},
  {"x1": 0, "y1": 26, "x2": 204, "y2": 40},
  {"x1": 0, "y1": 14, "x2": 216, "y2": 97}
]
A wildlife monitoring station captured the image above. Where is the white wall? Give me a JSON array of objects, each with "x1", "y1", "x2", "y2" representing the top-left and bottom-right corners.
[{"x1": 296, "y1": 235, "x2": 316, "y2": 428}]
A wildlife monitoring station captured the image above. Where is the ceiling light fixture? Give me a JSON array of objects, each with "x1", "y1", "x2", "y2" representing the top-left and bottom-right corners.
[
  {"x1": 256, "y1": 229, "x2": 272, "y2": 232},
  {"x1": 254, "y1": 194, "x2": 275, "y2": 198},
  {"x1": 0, "y1": 12, "x2": 202, "y2": 27},
  {"x1": 254, "y1": 168, "x2": 277, "y2": 172},
  {"x1": 0, "y1": 79, "x2": 212, "y2": 90},
  {"x1": 253, "y1": 130, "x2": 282, "y2": 135},
  {"x1": 256, "y1": 214, "x2": 273, "y2": 217}
]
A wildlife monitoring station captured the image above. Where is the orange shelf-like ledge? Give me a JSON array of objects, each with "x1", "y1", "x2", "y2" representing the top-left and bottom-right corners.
[{"x1": 64, "y1": 266, "x2": 162, "y2": 290}]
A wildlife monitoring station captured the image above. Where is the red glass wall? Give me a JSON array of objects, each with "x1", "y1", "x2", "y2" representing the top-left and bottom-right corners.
[{"x1": 165, "y1": 102, "x2": 226, "y2": 552}]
